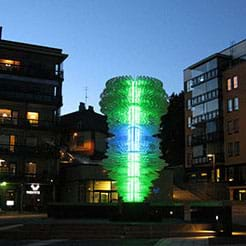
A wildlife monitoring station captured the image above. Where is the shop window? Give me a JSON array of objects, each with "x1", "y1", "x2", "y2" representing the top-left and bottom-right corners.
[
  {"x1": 25, "y1": 162, "x2": 37, "y2": 177},
  {"x1": 233, "y1": 76, "x2": 238, "y2": 89},
  {"x1": 234, "y1": 141, "x2": 240, "y2": 156},
  {"x1": 94, "y1": 181, "x2": 111, "y2": 191},
  {"x1": 227, "y1": 78, "x2": 232, "y2": 91},
  {"x1": 27, "y1": 112, "x2": 39, "y2": 125},
  {"x1": 234, "y1": 97, "x2": 239, "y2": 111},
  {"x1": 86, "y1": 180, "x2": 118, "y2": 203}
]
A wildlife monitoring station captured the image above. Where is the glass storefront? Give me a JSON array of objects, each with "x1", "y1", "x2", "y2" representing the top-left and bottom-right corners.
[{"x1": 85, "y1": 180, "x2": 118, "y2": 203}]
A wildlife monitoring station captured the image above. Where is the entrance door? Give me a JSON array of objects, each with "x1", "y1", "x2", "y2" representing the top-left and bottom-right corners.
[{"x1": 100, "y1": 192, "x2": 109, "y2": 203}]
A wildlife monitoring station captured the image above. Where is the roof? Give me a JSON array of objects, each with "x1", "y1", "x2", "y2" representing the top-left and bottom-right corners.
[
  {"x1": 61, "y1": 109, "x2": 108, "y2": 133},
  {"x1": 0, "y1": 39, "x2": 68, "y2": 61},
  {"x1": 185, "y1": 53, "x2": 230, "y2": 70}
]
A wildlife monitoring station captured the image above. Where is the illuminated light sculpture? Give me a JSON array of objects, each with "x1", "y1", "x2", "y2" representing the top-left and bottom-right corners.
[{"x1": 100, "y1": 76, "x2": 168, "y2": 202}]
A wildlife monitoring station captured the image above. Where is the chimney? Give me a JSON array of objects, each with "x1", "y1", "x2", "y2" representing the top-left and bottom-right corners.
[
  {"x1": 0, "y1": 27, "x2": 2, "y2": 40},
  {"x1": 88, "y1": 105, "x2": 94, "y2": 112},
  {"x1": 79, "y1": 102, "x2": 86, "y2": 112}
]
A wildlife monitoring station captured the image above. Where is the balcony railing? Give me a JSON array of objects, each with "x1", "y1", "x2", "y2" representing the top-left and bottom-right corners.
[
  {"x1": 192, "y1": 110, "x2": 220, "y2": 125},
  {"x1": 192, "y1": 153, "x2": 224, "y2": 165},
  {"x1": 0, "y1": 62, "x2": 64, "y2": 81},
  {"x1": 192, "y1": 131, "x2": 223, "y2": 145},
  {"x1": 0, "y1": 116, "x2": 58, "y2": 129},
  {"x1": 0, "y1": 144, "x2": 58, "y2": 156},
  {"x1": 0, "y1": 90, "x2": 62, "y2": 105}
]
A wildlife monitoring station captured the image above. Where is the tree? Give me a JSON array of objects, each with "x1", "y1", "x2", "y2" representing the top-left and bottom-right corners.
[{"x1": 159, "y1": 92, "x2": 185, "y2": 167}]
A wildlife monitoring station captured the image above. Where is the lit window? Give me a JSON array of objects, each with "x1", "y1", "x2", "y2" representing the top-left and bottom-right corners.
[
  {"x1": 234, "y1": 97, "x2": 239, "y2": 111},
  {"x1": 0, "y1": 59, "x2": 20, "y2": 72},
  {"x1": 25, "y1": 162, "x2": 37, "y2": 176},
  {"x1": 227, "y1": 78, "x2": 232, "y2": 91},
  {"x1": 9, "y1": 135, "x2": 15, "y2": 152},
  {"x1": 227, "y1": 99, "x2": 233, "y2": 112},
  {"x1": 216, "y1": 168, "x2": 220, "y2": 182},
  {"x1": 27, "y1": 112, "x2": 39, "y2": 125},
  {"x1": 233, "y1": 76, "x2": 238, "y2": 89},
  {"x1": 0, "y1": 135, "x2": 15, "y2": 152},
  {"x1": 0, "y1": 109, "x2": 11, "y2": 124}
]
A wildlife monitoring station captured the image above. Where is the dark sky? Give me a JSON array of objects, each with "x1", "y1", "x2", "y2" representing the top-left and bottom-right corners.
[{"x1": 1, "y1": 0, "x2": 246, "y2": 114}]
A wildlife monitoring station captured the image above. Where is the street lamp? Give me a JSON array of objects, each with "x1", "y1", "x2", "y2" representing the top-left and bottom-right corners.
[{"x1": 207, "y1": 154, "x2": 216, "y2": 182}]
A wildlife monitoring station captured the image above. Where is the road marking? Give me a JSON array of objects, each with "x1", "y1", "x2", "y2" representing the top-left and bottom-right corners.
[
  {"x1": 25, "y1": 239, "x2": 68, "y2": 246},
  {"x1": 0, "y1": 224, "x2": 23, "y2": 231}
]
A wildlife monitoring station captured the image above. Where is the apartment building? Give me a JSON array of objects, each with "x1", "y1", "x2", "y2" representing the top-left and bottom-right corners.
[
  {"x1": 184, "y1": 40, "x2": 246, "y2": 200},
  {"x1": 0, "y1": 37, "x2": 67, "y2": 211}
]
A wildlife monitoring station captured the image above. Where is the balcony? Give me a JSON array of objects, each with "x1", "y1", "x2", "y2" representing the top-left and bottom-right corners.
[
  {"x1": 0, "y1": 61, "x2": 64, "y2": 81},
  {"x1": 192, "y1": 131, "x2": 223, "y2": 145},
  {"x1": 0, "y1": 144, "x2": 58, "y2": 157},
  {"x1": 0, "y1": 90, "x2": 62, "y2": 105},
  {"x1": 0, "y1": 116, "x2": 58, "y2": 130},
  {"x1": 192, "y1": 153, "x2": 224, "y2": 165},
  {"x1": 192, "y1": 110, "x2": 220, "y2": 125}
]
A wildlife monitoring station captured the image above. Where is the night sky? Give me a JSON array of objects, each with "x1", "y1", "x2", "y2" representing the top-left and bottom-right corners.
[{"x1": 1, "y1": 0, "x2": 246, "y2": 114}]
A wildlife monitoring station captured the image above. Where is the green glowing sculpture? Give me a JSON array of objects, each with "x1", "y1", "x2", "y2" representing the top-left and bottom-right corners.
[{"x1": 100, "y1": 76, "x2": 168, "y2": 202}]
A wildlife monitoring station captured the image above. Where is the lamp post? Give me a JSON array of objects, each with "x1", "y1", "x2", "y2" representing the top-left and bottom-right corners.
[{"x1": 207, "y1": 154, "x2": 216, "y2": 182}]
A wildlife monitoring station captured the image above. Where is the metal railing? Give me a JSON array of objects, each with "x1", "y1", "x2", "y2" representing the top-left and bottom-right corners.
[
  {"x1": 0, "y1": 116, "x2": 58, "y2": 129},
  {"x1": 0, "y1": 62, "x2": 64, "y2": 80},
  {"x1": 0, "y1": 90, "x2": 62, "y2": 105}
]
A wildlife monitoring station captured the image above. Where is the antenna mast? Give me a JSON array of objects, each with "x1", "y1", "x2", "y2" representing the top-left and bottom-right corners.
[{"x1": 85, "y1": 86, "x2": 88, "y2": 105}]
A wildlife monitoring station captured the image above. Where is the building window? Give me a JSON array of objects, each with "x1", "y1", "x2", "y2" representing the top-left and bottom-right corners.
[
  {"x1": 187, "y1": 116, "x2": 191, "y2": 128},
  {"x1": 27, "y1": 112, "x2": 39, "y2": 125},
  {"x1": 0, "y1": 135, "x2": 15, "y2": 152},
  {"x1": 233, "y1": 119, "x2": 239, "y2": 133},
  {"x1": 227, "y1": 99, "x2": 233, "y2": 112},
  {"x1": 0, "y1": 160, "x2": 16, "y2": 175},
  {"x1": 26, "y1": 137, "x2": 38, "y2": 147},
  {"x1": 0, "y1": 59, "x2": 20, "y2": 71},
  {"x1": 234, "y1": 97, "x2": 239, "y2": 111},
  {"x1": 227, "y1": 143, "x2": 233, "y2": 157},
  {"x1": 187, "y1": 99, "x2": 191, "y2": 110},
  {"x1": 233, "y1": 76, "x2": 238, "y2": 89},
  {"x1": 227, "y1": 78, "x2": 232, "y2": 91},
  {"x1": 25, "y1": 162, "x2": 37, "y2": 177},
  {"x1": 187, "y1": 135, "x2": 192, "y2": 146},
  {"x1": 186, "y1": 80, "x2": 193, "y2": 92},
  {"x1": 227, "y1": 120, "x2": 233, "y2": 134},
  {"x1": 85, "y1": 180, "x2": 118, "y2": 203},
  {"x1": 234, "y1": 141, "x2": 240, "y2": 156}
]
